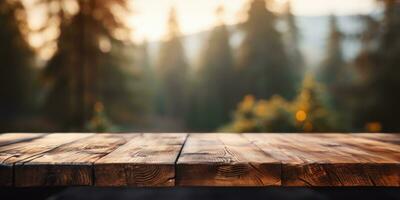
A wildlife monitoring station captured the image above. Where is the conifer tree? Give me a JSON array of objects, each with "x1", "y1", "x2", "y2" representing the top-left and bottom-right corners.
[
  {"x1": 283, "y1": 1, "x2": 304, "y2": 83},
  {"x1": 354, "y1": 0, "x2": 400, "y2": 132},
  {"x1": 190, "y1": 6, "x2": 236, "y2": 131},
  {"x1": 136, "y1": 40, "x2": 156, "y2": 114},
  {"x1": 40, "y1": 0, "x2": 144, "y2": 130},
  {"x1": 316, "y1": 15, "x2": 353, "y2": 129},
  {"x1": 317, "y1": 15, "x2": 348, "y2": 87},
  {"x1": 237, "y1": 0, "x2": 296, "y2": 100},
  {"x1": 157, "y1": 8, "x2": 188, "y2": 119},
  {"x1": 0, "y1": 0, "x2": 35, "y2": 130}
]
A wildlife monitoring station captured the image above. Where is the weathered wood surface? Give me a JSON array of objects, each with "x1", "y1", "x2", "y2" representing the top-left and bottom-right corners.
[
  {"x1": 245, "y1": 134, "x2": 400, "y2": 186},
  {"x1": 0, "y1": 133, "x2": 45, "y2": 147},
  {"x1": 177, "y1": 134, "x2": 281, "y2": 186},
  {"x1": 351, "y1": 133, "x2": 400, "y2": 145},
  {"x1": 0, "y1": 133, "x2": 399, "y2": 187},
  {"x1": 15, "y1": 134, "x2": 135, "y2": 187},
  {"x1": 95, "y1": 133, "x2": 187, "y2": 186},
  {"x1": 0, "y1": 133, "x2": 90, "y2": 186}
]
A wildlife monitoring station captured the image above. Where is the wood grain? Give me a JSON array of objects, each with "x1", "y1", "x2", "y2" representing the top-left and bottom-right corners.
[
  {"x1": 0, "y1": 133, "x2": 45, "y2": 147},
  {"x1": 300, "y1": 134, "x2": 400, "y2": 161},
  {"x1": 351, "y1": 133, "x2": 400, "y2": 145},
  {"x1": 176, "y1": 134, "x2": 281, "y2": 186},
  {"x1": 14, "y1": 134, "x2": 135, "y2": 187},
  {"x1": 0, "y1": 133, "x2": 399, "y2": 187},
  {"x1": 94, "y1": 133, "x2": 187, "y2": 187},
  {"x1": 0, "y1": 133, "x2": 91, "y2": 186},
  {"x1": 245, "y1": 134, "x2": 400, "y2": 186}
]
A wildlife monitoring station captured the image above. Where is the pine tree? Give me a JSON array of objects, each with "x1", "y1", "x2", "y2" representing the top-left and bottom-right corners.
[
  {"x1": 98, "y1": 40, "x2": 149, "y2": 127},
  {"x1": 317, "y1": 15, "x2": 348, "y2": 87},
  {"x1": 156, "y1": 8, "x2": 188, "y2": 120},
  {"x1": 316, "y1": 15, "x2": 353, "y2": 130},
  {"x1": 40, "y1": 0, "x2": 144, "y2": 130},
  {"x1": 190, "y1": 6, "x2": 236, "y2": 131},
  {"x1": 283, "y1": 1, "x2": 304, "y2": 84},
  {"x1": 0, "y1": 0, "x2": 36, "y2": 130},
  {"x1": 237, "y1": 0, "x2": 296, "y2": 100},
  {"x1": 354, "y1": 0, "x2": 400, "y2": 132},
  {"x1": 136, "y1": 40, "x2": 156, "y2": 114}
]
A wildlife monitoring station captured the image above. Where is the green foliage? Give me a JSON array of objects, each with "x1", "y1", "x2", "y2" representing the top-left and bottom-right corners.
[
  {"x1": 0, "y1": 0, "x2": 36, "y2": 130},
  {"x1": 222, "y1": 76, "x2": 339, "y2": 133},
  {"x1": 236, "y1": 0, "x2": 297, "y2": 100},
  {"x1": 86, "y1": 102, "x2": 114, "y2": 132}
]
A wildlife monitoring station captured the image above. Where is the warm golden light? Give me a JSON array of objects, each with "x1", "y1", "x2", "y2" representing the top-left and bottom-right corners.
[
  {"x1": 296, "y1": 110, "x2": 307, "y2": 122},
  {"x1": 366, "y1": 122, "x2": 382, "y2": 132}
]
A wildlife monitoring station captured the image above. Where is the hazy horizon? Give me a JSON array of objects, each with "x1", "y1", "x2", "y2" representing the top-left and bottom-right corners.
[{"x1": 24, "y1": 0, "x2": 378, "y2": 47}]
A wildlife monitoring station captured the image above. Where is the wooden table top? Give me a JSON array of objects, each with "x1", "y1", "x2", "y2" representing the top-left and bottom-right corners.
[{"x1": 0, "y1": 133, "x2": 399, "y2": 187}]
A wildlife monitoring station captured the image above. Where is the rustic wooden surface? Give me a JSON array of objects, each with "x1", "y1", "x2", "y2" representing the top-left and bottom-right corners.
[
  {"x1": 244, "y1": 134, "x2": 400, "y2": 186},
  {"x1": 14, "y1": 134, "x2": 135, "y2": 187},
  {"x1": 0, "y1": 133, "x2": 90, "y2": 186},
  {"x1": 95, "y1": 133, "x2": 187, "y2": 186},
  {"x1": 177, "y1": 134, "x2": 281, "y2": 186},
  {"x1": 0, "y1": 133, "x2": 44, "y2": 147},
  {"x1": 0, "y1": 133, "x2": 399, "y2": 187}
]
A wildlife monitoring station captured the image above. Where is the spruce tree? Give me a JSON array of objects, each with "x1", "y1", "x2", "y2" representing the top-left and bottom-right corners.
[
  {"x1": 136, "y1": 40, "x2": 156, "y2": 115},
  {"x1": 237, "y1": 0, "x2": 296, "y2": 100},
  {"x1": 156, "y1": 8, "x2": 188, "y2": 120},
  {"x1": 283, "y1": 1, "x2": 304, "y2": 84},
  {"x1": 0, "y1": 0, "x2": 35, "y2": 130},
  {"x1": 316, "y1": 15, "x2": 353, "y2": 130},
  {"x1": 354, "y1": 0, "x2": 400, "y2": 132},
  {"x1": 191, "y1": 6, "x2": 236, "y2": 131},
  {"x1": 40, "y1": 0, "x2": 144, "y2": 130},
  {"x1": 317, "y1": 15, "x2": 348, "y2": 87}
]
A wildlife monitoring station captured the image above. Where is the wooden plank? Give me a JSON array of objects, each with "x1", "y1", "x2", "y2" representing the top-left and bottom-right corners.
[
  {"x1": 295, "y1": 134, "x2": 400, "y2": 186},
  {"x1": 244, "y1": 134, "x2": 400, "y2": 187},
  {"x1": 0, "y1": 133, "x2": 91, "y2": 187},
  {"x1": 14, "y1": 134, "x2": 135, "y2": 187},
  {"x1": 176, "y1": 134, "x2": 281, "y2": 186},
  {"x1": 350, "y1": 133, "x2": 400, "y2": 146},
  {"x1": 300, "y1": 134, "x2": 400, "y2": 161},
  {"x1": 294, "y1": 134, "x2": 400, "y2": 186},
  {"x1": 0, "y1": 133, "x2": 45, "y2": 147},
  {"x1": 94, "y1": 133, "x2": 187, "y2": 187}
]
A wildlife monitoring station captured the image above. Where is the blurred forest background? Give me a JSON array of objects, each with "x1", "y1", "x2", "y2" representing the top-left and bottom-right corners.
[{"x1": 0, "y1": 0, "x2": 399, "y2": 133}]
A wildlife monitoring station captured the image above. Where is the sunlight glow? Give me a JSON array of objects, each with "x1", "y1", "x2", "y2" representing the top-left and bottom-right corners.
[
  {"x1": 130, "y1": 0, "x2": 376, "y2": 42},
  {"x1": 129, "y1": 0, "x2": 247, "y2": 42},
  {"x1": 23, "y1": 0, "x2": 377, "y2": 57}
]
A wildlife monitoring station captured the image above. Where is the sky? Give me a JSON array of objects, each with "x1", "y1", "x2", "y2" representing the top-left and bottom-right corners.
[{"x1": 130, "y1": 0, "x2": 377, "y2": 42}]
